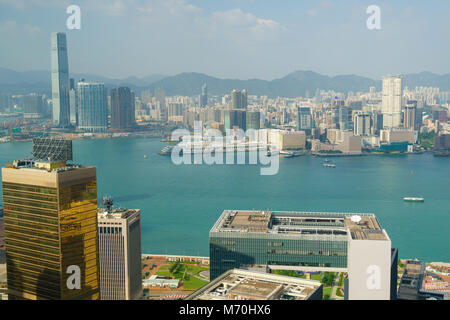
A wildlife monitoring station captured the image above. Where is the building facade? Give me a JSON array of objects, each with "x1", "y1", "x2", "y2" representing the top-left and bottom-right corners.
[
  {"x1": 353, "y1": 113, "x2": 371, "y2": 136},
  {"x1": 224, "y1": 110, "x2": 246, "y2": 131},
  {"x1": 200, "y1": 83, "x2": 208, "y2": 107},
  {"x1": 1, "y1": 162, "x2": 100, "y2": 300},
  {"x1": 382, "y1": 76, "x2": 402, "y2": 128},
  {"x1": 231, "y1": 90, "x2": 247, "y2": 109},
  {"x1": 110, "y1": 87, "x2": 135, "y2": 131},
  {"x1": 77, "y1": 81, "x2": 108, "y2": 132},
  {"x1": 98, "y1": 206, "x2": 142, "y2": 300},
  {"x1": 297, "y1": 107, "x2": 312, "y2": 134},
  {"x1": 51, "y1": 32, "x2": 70, "y2": 127},
  {"x1": 210, "y1": 210, "x2": 394, "y2": 300},
  {"x1": 245, "y1": 111, "x2": 261, "y2": 131}
]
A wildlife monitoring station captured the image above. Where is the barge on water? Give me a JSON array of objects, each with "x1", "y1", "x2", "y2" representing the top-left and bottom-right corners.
[{"x1": 403, "y1": 197, "x2": 424, "y2": 202}]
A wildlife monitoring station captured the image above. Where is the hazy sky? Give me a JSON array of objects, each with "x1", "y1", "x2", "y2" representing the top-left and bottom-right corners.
[{"x1": 1, "y1": 0, "x2": 449, "y2": 80}]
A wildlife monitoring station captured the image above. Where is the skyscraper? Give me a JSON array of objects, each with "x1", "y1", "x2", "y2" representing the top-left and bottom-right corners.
[
  {"x1": 297, "y1": 107, "x2": 312, "y2": 134},
  {"x1": 339, "y1": 107, "x2": 351, "y2": 130},
  {"x1": 98, "y1": 199, "x2": 142, "y2": 300},
  {"x1": 154, "y1": 88, "x2": 167, "y2": 122},
  {"x1": 403, "y1": 105, "x2": 417, "y2": 130},
  {"x1": 1, "y1": 138, "x2": 100, "y2": 300},
  {"x1": 110, "y1": 87, "x2": 135, "y2": 131},
  {"x1": 382, "y1": 76, "x2": 403, "y2": 128},
  {"x1": 231, "y1": 90, "x2": 247, "y2": 109},
  {"x1": 353, "y1": 113, "x2": 371, "y2": 136},
  {"x1": 51, "y1": 32, "x2": 70, "y2": 128},
  {"x1": 22, "y1": 94, "x2": 44, "y2": 119},
  {"x1": 245, "y1": 111, "x2": 260, "y2": 131},
  {"x1": 200, "y1": 83, "x2": 208, "y2": 107},
  {"x1": 77, "y1": 81, "x2": 108, "y2": 132},
  {"x1": 241, "y1": 90, "x2": 248, "y2": 109},
  {"x1": 224, "y1": 110, "x2": 246, "y2": 131},
  {"x1": 69, "y1": 78, "x2": 78, "y2": 126}
]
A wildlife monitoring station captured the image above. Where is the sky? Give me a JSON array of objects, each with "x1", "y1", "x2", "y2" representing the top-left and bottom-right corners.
[{"x1": 0, "y1": 0, "x2": 449, "y2": 80}]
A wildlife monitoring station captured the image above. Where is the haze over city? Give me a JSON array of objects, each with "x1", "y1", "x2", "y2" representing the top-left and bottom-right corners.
[{"x1": 1, "y1": 0, "x2": 450, "y2": 79}]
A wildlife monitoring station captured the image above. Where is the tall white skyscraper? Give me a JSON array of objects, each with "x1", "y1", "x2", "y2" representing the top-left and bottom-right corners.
[
  {"x1": 382, "y1": 76, "x2": 402, "y2": 128},
  {"x1": 51, "y1": 32, "x2": 70, "y2": 127},
  {"x1": 98, "y1": 201, "x2": 142, "y2": 300}
]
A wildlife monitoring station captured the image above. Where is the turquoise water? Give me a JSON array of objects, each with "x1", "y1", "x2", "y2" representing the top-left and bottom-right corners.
[{"x1": 0, "y1": 138, "x2": 449, "y2": 261}]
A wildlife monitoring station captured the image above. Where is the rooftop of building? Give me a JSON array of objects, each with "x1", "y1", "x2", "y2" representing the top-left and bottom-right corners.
[
  {"x1": 185, "y1": 269, "x2": 322, "y2": 300},
  {"x1": 97, "y1": 207, "x2": 140, "y2": 220},
  {"x1": 211, "y1": 210, "x2": 388, "y2": 241},
  {"x1": 4, "y1": 159, "x2": 90, "y2": 173}
]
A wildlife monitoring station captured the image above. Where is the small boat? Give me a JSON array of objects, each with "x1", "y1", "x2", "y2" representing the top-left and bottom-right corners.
[
  {"x1": 324, "y1": 159, "x2": 330, "y2": 162},
  {"x1": 403, "y1": 197, "x2": 424, "y2": 202},
  {"x1": 323, "y1": 163, "x2": 336, "y2": 168},
  {"x1": 144, "y1": 155, "x2": 148, "y2": 159},
  {"x1": 158, "y1": 146, "x2": 175, "y2": 156}
]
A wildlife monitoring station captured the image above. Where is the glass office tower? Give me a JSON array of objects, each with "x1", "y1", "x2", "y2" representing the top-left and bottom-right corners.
[
  {"x1": 110, "y1": 87, "x2": 135, "y2": 131},
  {"x1": 1, "y1": 163, "x2": 100, "y2": 300},
  {"x1": 51, "y1": 32, "x2": 70, "y2": 127},
  {"x1": 77, "y1": 81, "x2": 108, "y2": 132}
]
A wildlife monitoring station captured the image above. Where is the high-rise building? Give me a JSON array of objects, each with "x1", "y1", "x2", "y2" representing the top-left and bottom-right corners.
[
  {"x1": 245, "y1": 111, "x2": 260, "y2": 131},
  {"x1": 1, "y1": 138, "x2": 100, "y2": 300},
  {"x1": 110, "y1": 87, "x2": 135, "y2": 131},
  {"x1": 154, "y1": 88, "x2": 167, "y2": 122},
  {"x1": 339, "y1": 107, "x2": 351, "y2": 130},
  {"x1": 98, "y1": 199, "x2": 142, "y2": 300},
  {"x1": 51, "y1": 32, "x2": 70, "y2": 128},
  {"x1": 297, "y1": 107, "x2": 312, "y2": 134},
  {"x1": 22, "y1": 94, "x2": 44, "y2": 119},
  {"x1": 382, "y1": 76, "x2": 402, "y2": 128},
  {"x1": 77, "y1": 81, "x2": 108, "y2": 132},
  {"x1": 0, "y1": 93, "x2": 12, "y2": 112},
  {"x1": 231, "y1": 90, "x2": 247, "y2": 109},
  {"x1": 168, "y1": 103, "x2": 184, "y2": 117},
  {"x1": 69, "y1": 78, "x2": 78, "y2": 126},
  {"x1": 224, "y1": 110, "x2": 246, "y2": 131},
  {"x1": 353, "y1": 113, "x2": 371, "y2": 136},
  {"x1": 200, "y1": 83, "x2": 208, "y2": 107},
  {"x1": 371, "y1": 110, "x2": 383, "y2": 135},
  {"x1": 210, "y1": 210, "x2": 396, "y2": 300},
  {"x1": 241, "y1": 90, "x2": 248, "y2": 109},
  {"x1": 403, "y1": 105, "x2": 417, "y2": 130}
]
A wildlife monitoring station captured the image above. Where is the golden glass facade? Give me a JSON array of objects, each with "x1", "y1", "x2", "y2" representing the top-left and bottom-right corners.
[{"x1": 2, "y1": 166, "x2": 100, "y2": 300}]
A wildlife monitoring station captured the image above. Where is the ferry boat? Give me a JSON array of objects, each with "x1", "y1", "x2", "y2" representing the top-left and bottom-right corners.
[
  {"x1": 280, "y1": 151, "x2": 305, "y2": 158},
  {"x1": 158, "y1": 145, "x2": 175, "y2": 156},
  {"x1": 403, "y1": 197, "x2": 424, "y2": 202},
  {"x1": 323, "y1": 163, "x2": 336, "y2": 168}
]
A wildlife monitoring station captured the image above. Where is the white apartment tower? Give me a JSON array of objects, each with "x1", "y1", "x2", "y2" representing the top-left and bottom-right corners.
[
  {"x1": 98, "y1": 202, "x2": 142, "y2": 300},
  {"x1": 382, "y1": 76, "x2": 403, "y2": 128}
]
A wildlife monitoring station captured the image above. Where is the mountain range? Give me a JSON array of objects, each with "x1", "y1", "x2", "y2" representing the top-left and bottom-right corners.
[{"x1": 1, "y1": 67, "x2": 450, "y2": 98}]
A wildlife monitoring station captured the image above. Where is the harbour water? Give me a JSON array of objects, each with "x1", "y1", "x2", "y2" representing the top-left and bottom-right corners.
[{"x1": 0, "y1": 138, "x2": 449, "y2": 261}]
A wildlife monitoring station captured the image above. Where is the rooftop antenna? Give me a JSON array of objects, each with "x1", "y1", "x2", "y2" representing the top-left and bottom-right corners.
[{"x1": 103, "y1": 196, "x2": 113, "y2": 213}]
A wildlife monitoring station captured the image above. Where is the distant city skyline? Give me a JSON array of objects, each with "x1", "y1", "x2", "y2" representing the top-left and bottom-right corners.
[{"x1": 1, "y1": 1, "x2": 450, "y2": 80}]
